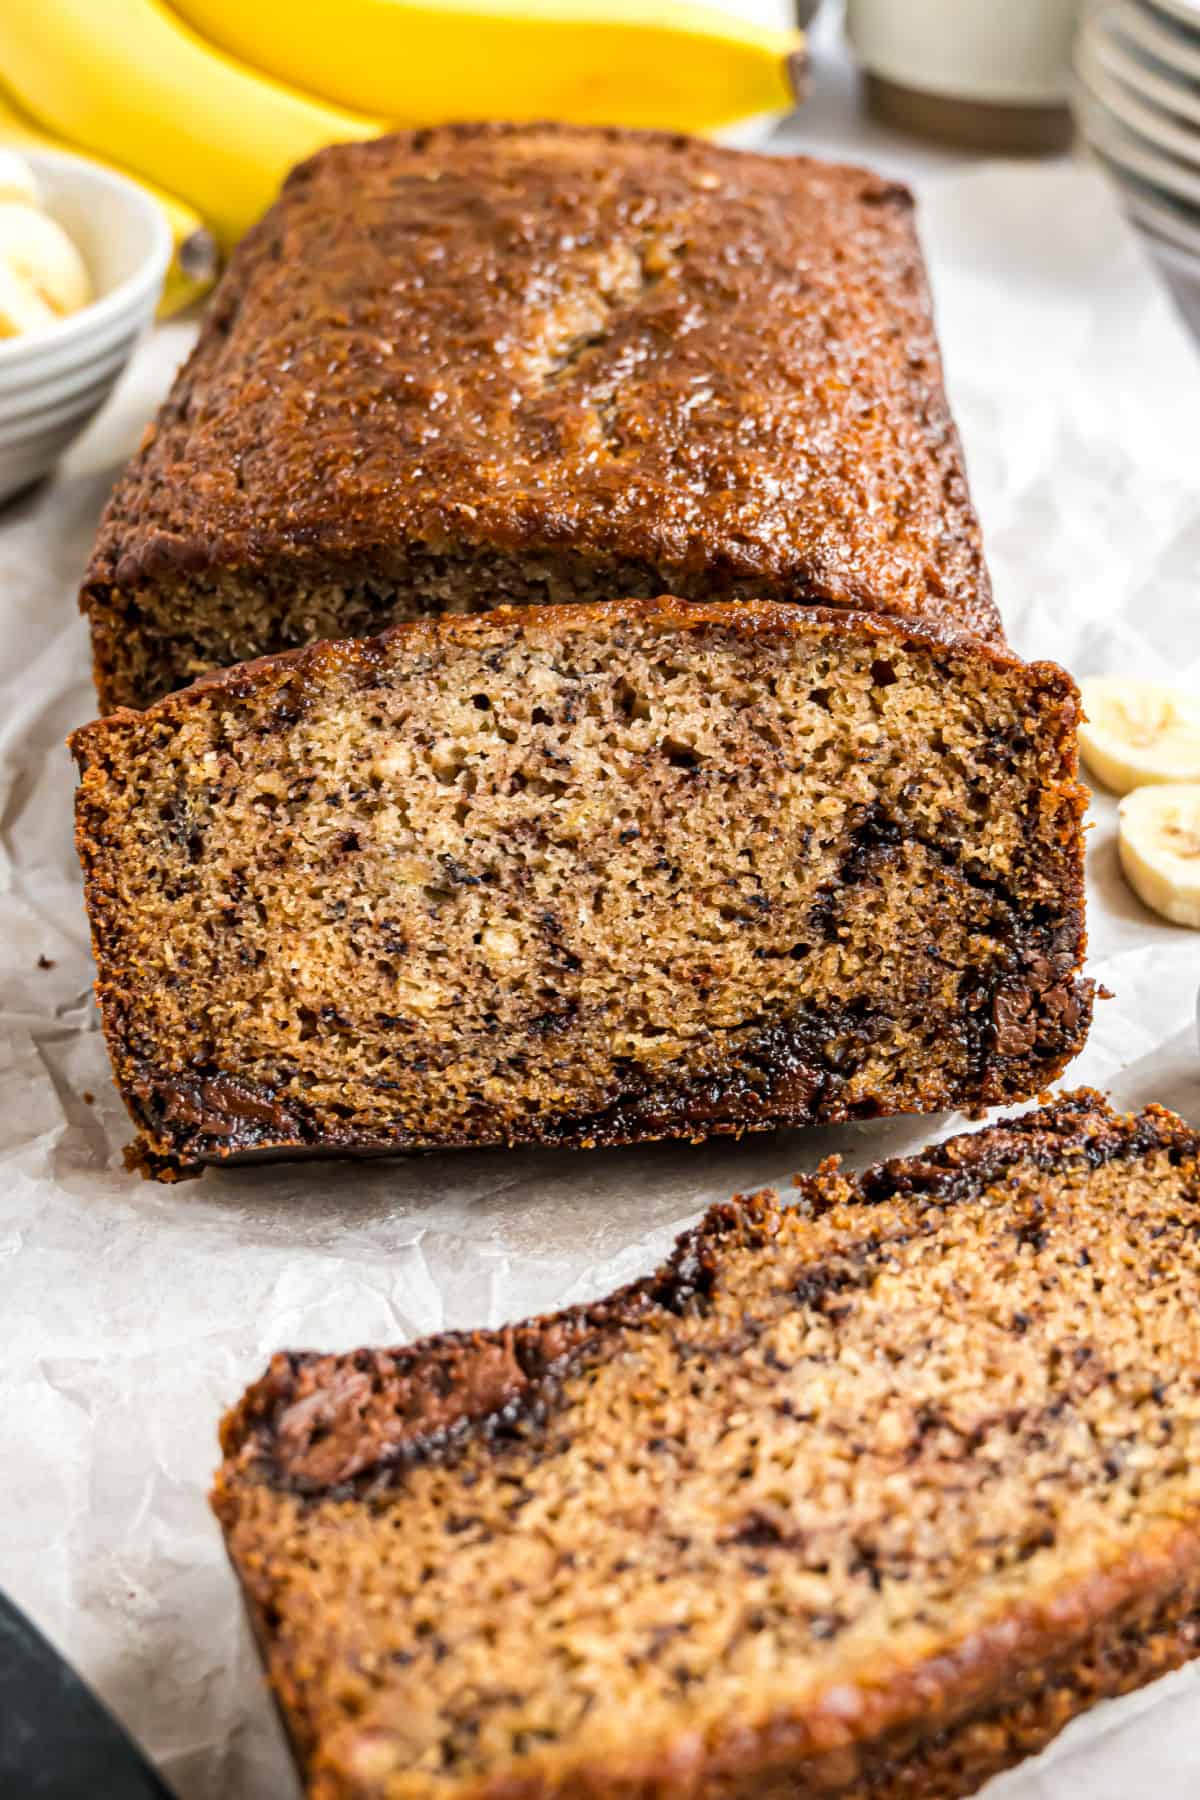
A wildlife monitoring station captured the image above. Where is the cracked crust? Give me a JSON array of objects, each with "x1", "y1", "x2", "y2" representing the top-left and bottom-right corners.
[
  {"x1": 80, "y1": 123, "x2": 999, "y2": 711},
  {"x1": 213, "y1": 1092, "x2": 1200, "y2": 1799}
]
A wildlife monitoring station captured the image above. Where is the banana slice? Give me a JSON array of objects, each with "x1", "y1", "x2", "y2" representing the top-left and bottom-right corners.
[
  {"x1": 1078, "y1": 676, "x2": 1200, "y2": 795},
  {"x1": 0, "y1": 254, "x2": 56, "y2": 336},
  {"x1": 0, "y1": 200, "x2": 91, "y2": 319},
  {"x1": 0, "y1": 147, "x2": 39, "y2": 206},
  {"x1": 1118, "y1": 784, "x2": 1200, "y2": 928}
]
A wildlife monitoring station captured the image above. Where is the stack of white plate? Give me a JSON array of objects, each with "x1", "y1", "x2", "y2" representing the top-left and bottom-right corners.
[{"x1": 1075, "y1": 0, "x2": 1200, "y2": 334}]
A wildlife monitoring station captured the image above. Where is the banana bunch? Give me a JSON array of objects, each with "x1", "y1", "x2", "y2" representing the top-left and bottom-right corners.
[
  {"x1": 0, "y1": 0, "x2": 803, "y2": 253},
  {"x1": 167, "y1": 0, "x2": 804, "y2": 135},
  {"x1": 1078, "y1": 676, "x2": 1200, "y2": 930},
  {"x1": 0, "y1": 83, "x2": 218, "y2": 317}
]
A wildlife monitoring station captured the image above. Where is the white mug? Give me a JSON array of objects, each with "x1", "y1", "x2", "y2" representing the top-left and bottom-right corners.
[{"x1": 845, "y1": 0, "x2": 1082, "y2": 105}]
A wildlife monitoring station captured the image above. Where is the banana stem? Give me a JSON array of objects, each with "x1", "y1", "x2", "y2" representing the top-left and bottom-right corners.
[
  {"x1": 785, "y1": 46, "x2": 811, "y2": 105},
  {"x1": 177, "y1": 224, "x2": 219, "y2": 282}
]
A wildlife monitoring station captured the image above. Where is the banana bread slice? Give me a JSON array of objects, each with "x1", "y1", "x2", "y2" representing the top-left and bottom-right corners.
[
  {"x1": 213, "y1": 1091, "x2": 1200, "y2": 1800},
  {"x1": 81, "y1": 123, "x2": 998, "y2": 712},
  {"x1": 70, "y1": 597, "x2": 1089, "y2": 1180}
]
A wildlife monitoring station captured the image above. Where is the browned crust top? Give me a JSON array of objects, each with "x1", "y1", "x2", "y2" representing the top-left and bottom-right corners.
[{"x1": 81, "y1": 123, "x2": 998, "y2": 644}]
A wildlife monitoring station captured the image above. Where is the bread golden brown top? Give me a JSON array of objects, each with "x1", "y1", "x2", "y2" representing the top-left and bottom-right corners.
[
  {"x1": 214, "y1": 1092, "x2": 1200, "y2": 1799},
  {"x1": 82, "y1": 123, "x2": 998, "y2": 645}
]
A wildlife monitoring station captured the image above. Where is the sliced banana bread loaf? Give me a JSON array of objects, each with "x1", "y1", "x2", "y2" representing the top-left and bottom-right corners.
[
  {"x1": 81, "y1": 123, "x2": 998, "y2": 712},
  {"x1": 71, "y1": 597, "x2": 1089, "y2": 1179},
  {"x1": 213, "y1": 1091, "x2": 1200, "y2": 1800}
]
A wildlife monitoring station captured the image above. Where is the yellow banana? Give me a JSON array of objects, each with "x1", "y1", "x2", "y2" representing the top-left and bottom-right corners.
[
  {"x1": 0, "y1": 0, "x2": 380, "y2": 252},
  {"x1": 168, "y1": 0, "x2": 804, "y2": 135},
  {"x1": 0, "y1": 82, "x2": 219, "y2": 318}
]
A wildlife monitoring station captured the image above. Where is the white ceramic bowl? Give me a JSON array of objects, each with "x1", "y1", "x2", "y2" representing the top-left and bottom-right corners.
[
  {"x1": 846, "y1": 0, "x2": 1082, "y2": 104},
  {"x1": 0, "y1": 148, "x2": 171, "y2": 504}
]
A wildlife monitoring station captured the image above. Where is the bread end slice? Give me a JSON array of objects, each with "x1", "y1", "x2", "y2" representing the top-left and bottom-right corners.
[
  {"x1": 72, "y1": 597, "x2": 1089, "y2": 1177},
  {"x1": 213, "y1": 1091, "x2": 1200, "y2": 1799}
]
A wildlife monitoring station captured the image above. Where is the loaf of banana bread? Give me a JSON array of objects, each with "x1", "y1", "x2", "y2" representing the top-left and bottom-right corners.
[
  {"x1": 213, "y1": 1091, "x2": 1200, "y2": 1800},
  {"x1": 71, "y1": 597, "x2": 1089, "y2": 1179},
  {"x1": 81, "y1": 123, "x2": 998, "y2": 712}
]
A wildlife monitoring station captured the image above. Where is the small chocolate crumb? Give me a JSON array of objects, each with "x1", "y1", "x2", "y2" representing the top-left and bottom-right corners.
[
  {"x1": 992, "y1": 988, "x2": 1037, "y2": 1058},
  {"x1": 36, "y1": 954, "x2": 55, "y2": 971},
  {"x1": 82, "y1": 1091, "x2": 96, "y2": 1106}
]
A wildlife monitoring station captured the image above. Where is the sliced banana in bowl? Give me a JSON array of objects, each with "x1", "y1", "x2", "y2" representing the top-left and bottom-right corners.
[
  {"x1": 1118, "y1": 784, "x2": 1200, "y2": 929},
  {"x1": 0, "y1": 198, "x2": 92, "y2": 336},
  {"x1": 0, "y1": 146, "x2": 169, "y2": 500},
  {"x1": 1078, "y1": 677, "x2": 1200, "y2": 796},
  {"x1": 0, "y1": 147, "x2": 39, "y2": 207},
  {"x1": 0, "y1": 253, "x2": 56, "y2": 337}
]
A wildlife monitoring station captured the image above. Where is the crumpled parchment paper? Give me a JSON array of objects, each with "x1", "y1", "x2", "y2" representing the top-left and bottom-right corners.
[{"x1": 0, "y1": 158, "x2": 1198, "y2": 1798}]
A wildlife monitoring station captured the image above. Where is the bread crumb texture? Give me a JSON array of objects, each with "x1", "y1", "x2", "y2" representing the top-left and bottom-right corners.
[
  {"x1": 213, "y1": 1092, "x2": 1200, "y2": 1800},
  {"x1": 70, "y1": 601, "x2": 1089, "y2": 1176}
]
